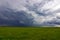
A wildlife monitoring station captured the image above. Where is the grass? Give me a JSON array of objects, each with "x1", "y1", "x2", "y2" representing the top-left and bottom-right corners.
[{"x1": 0, "y1": 27, "x2": 59, "y2": 40}]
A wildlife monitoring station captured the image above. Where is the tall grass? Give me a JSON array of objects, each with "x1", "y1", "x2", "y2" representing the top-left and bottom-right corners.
[{"x1": 0, "y1": 27, "x2": 59, "y2": 40}]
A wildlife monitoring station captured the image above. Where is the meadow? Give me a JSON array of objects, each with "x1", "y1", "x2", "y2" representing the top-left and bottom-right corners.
[{"x1": 0, "y1": 27, "x2": 60, "y2": 40}]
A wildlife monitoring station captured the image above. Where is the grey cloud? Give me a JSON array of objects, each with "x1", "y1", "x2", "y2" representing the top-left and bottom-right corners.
[{"x1": 0, "y1": 0, "x2": 60, "y2": 26}]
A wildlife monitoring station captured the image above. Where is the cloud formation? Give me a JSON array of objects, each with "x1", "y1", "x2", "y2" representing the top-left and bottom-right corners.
[{"x1": 0, "y1": 0, "x2": 60, "y2": 26}]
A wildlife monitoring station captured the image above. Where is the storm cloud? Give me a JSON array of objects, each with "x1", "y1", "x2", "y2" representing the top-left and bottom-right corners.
[{"x1": 0, "y1": 0, "x2": 60, "y2": 26}]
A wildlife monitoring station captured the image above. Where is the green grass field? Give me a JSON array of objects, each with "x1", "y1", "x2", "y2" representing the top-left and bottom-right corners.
[{"x1": 0, "y1": 27, "x2": 60, "y2": 40}]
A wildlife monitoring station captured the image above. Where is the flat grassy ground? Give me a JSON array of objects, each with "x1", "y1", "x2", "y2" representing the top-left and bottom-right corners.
[{"x1": 0, "y1": 27, "x2": 60, "y2": 40}]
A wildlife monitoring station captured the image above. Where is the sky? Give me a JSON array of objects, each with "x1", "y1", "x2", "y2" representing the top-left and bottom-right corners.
[{"x1": 0, "y1": 0, "x2": 60, "y2": 26}]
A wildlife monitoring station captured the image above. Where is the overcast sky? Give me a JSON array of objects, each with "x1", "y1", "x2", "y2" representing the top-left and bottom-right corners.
[{"x1": 0, "y1": 0, "x2": 60, "y2": 26}]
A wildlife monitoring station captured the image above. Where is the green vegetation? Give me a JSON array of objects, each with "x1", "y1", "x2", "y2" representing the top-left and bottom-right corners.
[{"x1": 0, "y1": 27, "x2": 60, "y2": 40}]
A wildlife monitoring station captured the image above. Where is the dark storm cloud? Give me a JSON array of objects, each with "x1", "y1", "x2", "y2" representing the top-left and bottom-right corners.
[{"x1": 0, "y1": 0, "x2": 60, "y2": 26}]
